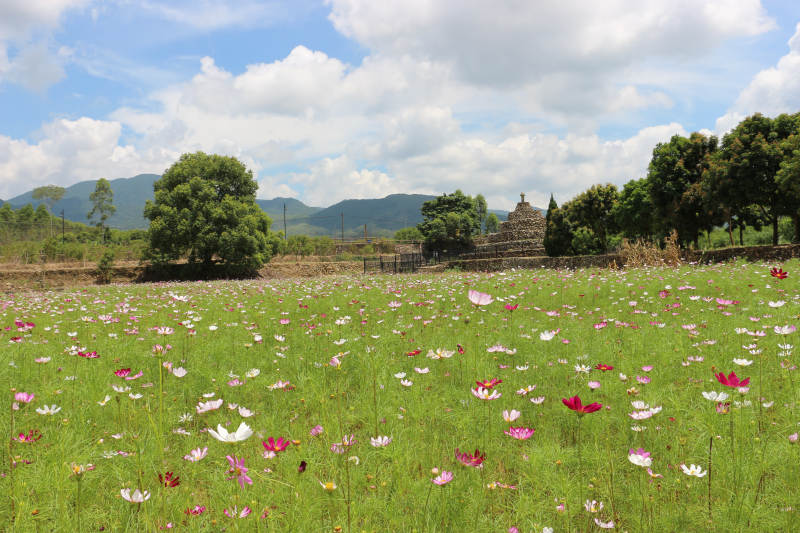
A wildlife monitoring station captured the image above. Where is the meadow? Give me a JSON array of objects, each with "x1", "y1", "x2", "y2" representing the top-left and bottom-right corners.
[{"x1": 2, "y1": 260, "x2": 799, "y2": 532}]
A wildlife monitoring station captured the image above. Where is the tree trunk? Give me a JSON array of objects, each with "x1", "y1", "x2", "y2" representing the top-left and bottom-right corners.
[
  {"x1": 773, "y1": 217, "x2": 779, "y2": 245},
  {"x1": 727, "y1": 215, "x2": 734, "y2": 246},
  {"x1": 739, "y1": 224, "x2": 743, "y2": 246}
]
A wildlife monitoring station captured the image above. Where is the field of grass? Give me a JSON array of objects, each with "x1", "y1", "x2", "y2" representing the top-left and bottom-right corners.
[{"x1": 2, "y1": 260, "x2": 799, "y2": 532}]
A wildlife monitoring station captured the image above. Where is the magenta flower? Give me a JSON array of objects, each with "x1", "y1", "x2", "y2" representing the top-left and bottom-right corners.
[
  {"x1": 468, "y1": 290, "x2": 494, "y2": 306},
  {"x1": 224, "y1": 506, "x2": 251, "y2": 519},
  {"x1": 504, "y1": 426, "x2": 535, "y2": 440},
  {"x1": 562, "y1": 395, "x2": 602, "y2": 415},
  {"x1": 715, "y1": 371, "x2": 750, "y2": 388},
  {"x1": 226, "y1": 455, "x2": 253, "y2": 489},
  {"x1": 14, "y1": 392, "x2": 34, "y2": 404},
  {"x1": 454, "y1": 448, "x2": 485, "y2": 467}
]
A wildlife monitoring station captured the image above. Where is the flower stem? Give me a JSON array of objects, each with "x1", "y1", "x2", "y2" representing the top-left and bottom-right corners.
[{"x1": 707, "y1": 436, "x2": 713, "y2": 523}]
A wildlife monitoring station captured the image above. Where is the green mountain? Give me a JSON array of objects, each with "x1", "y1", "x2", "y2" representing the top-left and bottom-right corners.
[{"x1": 7, "y1": 176, "x2": 518, "y2": 236}]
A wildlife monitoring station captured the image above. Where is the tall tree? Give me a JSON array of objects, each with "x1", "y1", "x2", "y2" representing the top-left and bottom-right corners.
[
  {"x1": 32, "y1": 185, "x2": 65, "y2": 214},
  {"x1": 704, "y1": 113, "x2": 800, "y2": 245},
  {"x1": 88, "y1": 178, "x2": 116, "y2": 242},
  {"x1": 613, "y1": 178, "x2": 654, "y2": 240},
  {"x1": 485, "y1": 212, "x2": 499, "y2": 234},
  {"x1": 543, "y1": 198, "x2": 573, "y2": 257},
  {"x1": 144, "y1": 152, "x2": 274, "y2": 272},
  {"x1": 565, "y1": 184, "x2": 619, "y2": 253},
  {"x1": 648, "y1": 132, "x2": 718, "y2": 247},
  {"x1": 416, "y1": 190, "x2": 480, "y2": 252},
  {"x1": 776, "y1": 133, "x2": 800, "y2": 243},
  {"x1": 475, "y1": 194, "x2": 488, "y2": 233}
]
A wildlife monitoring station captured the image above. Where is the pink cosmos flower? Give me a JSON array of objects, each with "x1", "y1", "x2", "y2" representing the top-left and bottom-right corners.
[
  {"x1": 454, "y1": 448, "x2": 485, "y2": 467},
  {"x1": 183, "y1": 447, "x2": 208, "y2": 462},
  {"x1": 432, "y1": 471, "x2": 454, "y2": 485},
  {"x1": 224, "y1": 506, "x2": 251, "y2": 519},
  {"x1": 14, "y1": 392, "x2": 34, "y2": 403},
  {"x1": 468, "y1": 290, "x2": 493, "y2": 306},
  {"x1": 472, "y1": 387, "x2": 501, "y2": 400},
  {"x1": 262, "y1": 437, "x2": 291, "y2": 454},
  {"x1": 310, "y1": 425, "x2": 324, "y2": 436},
  {"x1": 504, "y1": 426, "x2": 535, "y2": 440},
  {"x1": 226, "y1": 455, "x2": 253, "y2": 489},
  {"x1": 715, "y1": 371, "x2": 750, "y2": 388}
]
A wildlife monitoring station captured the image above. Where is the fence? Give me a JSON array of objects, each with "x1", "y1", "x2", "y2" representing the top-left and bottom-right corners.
[{"x1": 363, "y1": 253, "x2": 427, "y2": 274}]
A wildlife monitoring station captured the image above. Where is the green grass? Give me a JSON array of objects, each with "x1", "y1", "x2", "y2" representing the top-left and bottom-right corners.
[{"x1": 2, "y1": 260, "x2": 800, "y2": 531}]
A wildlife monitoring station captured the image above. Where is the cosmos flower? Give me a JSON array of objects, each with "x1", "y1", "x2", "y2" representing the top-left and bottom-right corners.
[
  {"x1": 472, "y1": 387, "x2": 501, "y2": 400},
  {"x1": 468, "y1": 290, "x2": 494, "y2": 306},
  {"x1": 562, "y1": 396, "x2": 602, "y2": 415},
  {"x1": 183, "y1": 447, "x2": 208, "y2": 462},
  {"x1": 226, "y1": 455, "x2": 253, "y2": 489},
  {"x1": 681, "y1": 464, "x2": 707, "y2": 477},
  {"x1": 702, "y1": 391, "x2": 729, "y2": 402},
  {"x1": 120, "y1": 488, "x2": 150, "y2": 503},
  {"x1": 196, "y1": 399, "x2": 224, "y2": 413},
  {"x1": 432, "y1": 471, "x2": 454, "y2": 485},
  {"x1": 504, "y1": 427, "x2": 535, "y2": 440},
  {"x1": 502, "y1": 409, "x2": 521, "y2": 422},
  {"x1": 628, "y1": 448, "x2": 652, "y2": 467},
  {"x1": 224, "y1": 506, "x2": 251, "y2": 518},
  {"x1": 476, "y1": 378, "x2": 502, "y2": 389},
  {"x1": 770, "y1": 267, "x2": 788, "y2": 279},
  {"x1": 208, "y1": 422, "x2": 253, "y2": 443},
  {"x1": 455, "y1": 448, "x2": 485, "y2": 467},
  {"x1": 320, "y1": 481, "x2": 338, "y2": 492},
  {"x1": 715, "y1": 371, "x2": 750, "y2": 389},
  {"x1": 159, "y1": 471, "x2": 181, "y2": 488},
  {"x1": 262, "y1": 437, "x2": 291, "y2": 454},
  {"x1": 35, "y1": 405, "x2": 61, "y2": 415},
  {"x1": 370, "y1": 436, "x2": 392, "y2": 447}
]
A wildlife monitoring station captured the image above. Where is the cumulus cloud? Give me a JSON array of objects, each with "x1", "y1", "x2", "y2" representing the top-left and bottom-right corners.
[
  {"x1": 0, "y1": 117, "x2": 173, "y2": 199},
  {"x1": 715, "y1": 22, "x2": 800, "y2": 134},
  {"x1": 328, "y1": 0, "x2": 774, "y2": 87}
]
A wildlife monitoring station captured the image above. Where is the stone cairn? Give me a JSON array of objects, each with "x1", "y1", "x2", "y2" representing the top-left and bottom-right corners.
[{"x1": 471, "y1": 193, "x2": 547, "y2": 256}]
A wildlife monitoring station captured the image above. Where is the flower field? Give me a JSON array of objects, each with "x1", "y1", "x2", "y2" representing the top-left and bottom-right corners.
[{"x1": 2, "y1": 260, "x2": 799, "y2": 531}]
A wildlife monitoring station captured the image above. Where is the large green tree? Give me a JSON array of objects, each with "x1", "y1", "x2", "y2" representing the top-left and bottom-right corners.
[
  {"x1": 543, "y1": 196, "x2": 573, "y2": 257},
  {"x1": 613, "y1": 178, "x2": 654, "y2": 241},
  {"x1": 776, "y1": 133, "x2": 800, "y2": 242},
  {"x1": 32, "y1": 185, "x2": 65, "y2": 214},
  {"x1": 144, "y1": 152, "x2": 274, "y2": 271},
  {"x1": 416, "y1": 190, "x2": 480, "y2": 252},
  {"x1": 564, "y1": 183, "x2": 619, "y2": 253},
  {"x1": 647, "y1": 132, "x2": 718, "y2": 247},
  {"x1": 88, "y1": 178, "x2": 116, "y2": 242},
  {"x1": 704, "y1": 113, "x2": 800, "y2": 245}
]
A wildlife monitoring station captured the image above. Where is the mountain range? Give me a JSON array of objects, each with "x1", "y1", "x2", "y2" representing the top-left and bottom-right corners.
[{"x1": 5, "y1": 174, "x2": 517, "y2": 237}]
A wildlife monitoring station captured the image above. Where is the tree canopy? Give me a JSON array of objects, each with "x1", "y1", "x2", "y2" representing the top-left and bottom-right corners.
[
  {"x1": 88, "y1": 178, "x2": 116, "y2": 242},
  {"x1": 144, "y1": 152, "x2": 275, "y2": 272},
  {"x1": 416, "y1": 190, "x2": 481, "y2": 252}
]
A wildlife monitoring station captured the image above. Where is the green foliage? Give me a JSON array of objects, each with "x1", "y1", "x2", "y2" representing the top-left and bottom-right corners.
[
  {"x1": 776, "y1": 133, "x2": 800, "y2": 242},
  {"x1": 394, "y1": 226, "x2": 423, "y2": 241},
  {"x1": 417, "y1": 190, "x2": 480, "y2": 252},
  {"x1": 485, "y1": 212, "x2": 499, "y2": 234},
  {"x1": 312, "y1": 236, "x2": 336, "y2": 255},
  {"x1": 648, "y1": 132, "x2": 718, "y2": 247},
  {"x1": 32, "y1": 185, "x2": 65, "y2": 213},
  {"x1": 144, "y1": 152, "x2": 275, "y2": 273},
  {"x1": 96, "y1": 248, "x2": 116, "y2": 283},
  {"x1": 543, "y1": 205, "x2": 573, "y2": 257},
  {"x1": 563, "y1": 184, "x2": 618, "y2": 253},
  {"x1": 88, "y1": 178, "x2": 116, "y2": 242},
  {"x1": 475, "y1": 193, "x2": 487, "y2": 232},
  {"x1": 286, "y1": 235, "x2": 314, "y2": 258},
  {"x1": 613, "y1": 178, "x2": 654, "y2": 240}
]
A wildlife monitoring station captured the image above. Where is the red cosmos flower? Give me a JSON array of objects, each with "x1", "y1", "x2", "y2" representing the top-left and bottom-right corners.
[
  {"x1": 594, "y1": 364, "x2": 614, "y2": 372},
  {"x1": 457, "y1": 344, "x2": 465, "y2": 355},
  {"x1": 185, "y1": 505, "x2": 206, "y2": 515},
  {"x1": 159, "y1": 471, "x2": 181, "y2": 488},
  {"x1": 78, "y1": 351, "x2": 99, "y2": 359},
  {"x1": 504, "y1": 304, "x2": 519, "y2": 312},
  {"x1": 562, "y1": 396, "x2": 602, "y2": 415},
  {"x1": 770, "y1": 267, "x2": 788, "y2": 279},
  {"x1": 114, "y1": 368, "x2": 131, "y2": 378},
  {"x1": 262, "y1": 437, "x2": 291, "y2": 453},
  {"x1": 476, "y1": 378, "x2": 502, "y2": 389},
  {"x1": 454, "y1": 448, "x2": 486, "y2": 467},
  {"x1": 715, "y1": 371, "x2": 750, "y2": 388},
  {"x1": 14, "y1": 429, "x2": 42, "y2": 443},
  {"x1": 407, "y1": 349, "x2": 421, "y2": 357}
]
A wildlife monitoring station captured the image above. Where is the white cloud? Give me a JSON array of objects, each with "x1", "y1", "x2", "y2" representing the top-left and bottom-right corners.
[
  {"x1": 328, "y1": 0, "x2": 774, "y2": 87},
  {"x1": 0, "y1": 0, "x2": 90, "y2": 41},
  {"x1": 4, "y1": 42, "x2": 66, "y2": 92},
  {"x1": 0, "y1": 117, "x2": 173, "y2": 199},
  {"x1": 715, "y1": 22, "x2": 800, "y2": 134},
  {"x1": 136, "y1": 0, "x2": 291, "y2": 31},
  {"x1": 285, "y1": 155, "x2": 400, "y2": 206}
]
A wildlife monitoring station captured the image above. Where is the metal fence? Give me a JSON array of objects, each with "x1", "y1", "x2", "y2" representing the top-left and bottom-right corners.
[{"x1": 363, "y1": 253, "x2": 427, "y2": 274}]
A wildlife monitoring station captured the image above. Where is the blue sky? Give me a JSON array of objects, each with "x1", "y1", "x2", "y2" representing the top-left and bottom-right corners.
[{"x1": 1, "y1": 0, "x2": 800, "y2": 210}]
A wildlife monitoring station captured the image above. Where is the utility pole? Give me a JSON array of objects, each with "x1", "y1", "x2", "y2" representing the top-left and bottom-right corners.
[
  {"x1": 283, "y1": 203, "x2": 287, "y2": 240},
  {"x1": 340, "y1": 212, "x2": 344, "y2": 242},
  {"x1": 364, "y1": 224, "x2": 367, "y2": 241},
  {"x1": 61, "y1": 210, "x2": 65, "y2": 244}
]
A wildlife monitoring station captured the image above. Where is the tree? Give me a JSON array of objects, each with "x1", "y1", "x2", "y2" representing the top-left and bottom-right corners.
[
  {"x1": 704, "y1": 113, "x2": 800, "y2": 245},
  {"x1": 485, "y1": 212, "x2": 499, "y2": 234},
  {"x1": 543, "y1": 204, "x2": 573, "y2": 256},
  {"x1": 32, "y1": 185, "x2": 65, "y2": 214},
  {"x1": 776, "y1": 133, "x2": 800, "y2": 242},
  {"x1": 475, "y1": 194, "x2": 487, "y2": 233},
  {"x1": 144, "y1": 152, "x2": 274, "y2": 272},
  {"x1": 613, "y1": 178, "x2": 654, "y2": 241},
  {"x1": 416, "y1": 190, "x2": 480, "y2": 252},
  {"x1": 394, "y1": 226, "x2": 423, "y2": 241},
  {"x1": 648, "y1": 132, "x2": 718, "y2": 247},
  {"x1": 565, "y1": 184, "x2": 619, "y2": 253},
  {"x1": 88, "y1": 178, "x2": 116, "y2": 243}
]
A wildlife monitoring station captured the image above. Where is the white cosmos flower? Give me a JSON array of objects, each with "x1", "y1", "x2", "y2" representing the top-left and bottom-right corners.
[
  {"x1": 36, "y1": 404, "x2": 62, "y2": 415},
  {"x1": 530, "y1": 396, "x2": 545, "y2": 404},
  {"x1": 732, "y1": 358, "x2": 753, "y2": 366},
  {"x1": 394, "y1": 372, "x2": 406, "y2": 379},
  {"x1": 128, "y1": 393, "x2": 142, "y2": 400},
  {"x1": 196, "y1": 399, "x2": 224, "y2": 413},
  {"x1": 98, "y1": 395, "x2": 111, "y2": 406},
  {"x1": 400, "y1": 379, "x2": 413, "y2": 387},
  {"x1": 172, "y1": 367, "x2": 188, "y2": 377},
  {"x1": 370, "y1": 436, "x2": 392, "y2": 447},
  {"x1": 502, "y1": 409, "x2": 521, "y2": 422},
  {"x1": 539, "y1": 330, "x2": 557, "y2": 341},
  {"x1": 702, "y1": 391, "x2": 729, "y2": 402},
  {"x1": 238, "y1": 406, "x2": 254, "y2": 417},
  {"x1": 414, "y1": 367, "x2": 430, "y2": 374},
  {"x1": 628, "y1": 452, "x2": 652, "y2": 468},
  {"x1": 112, "y1": 385, "x2": 130, "y2": 393},
  {"x1": 631, "y1": 401, "x2": 649, "y2": 410},
  {"x1": 120, "y1": 488, "x2": 150, "y2": 503},
  {"x1": 681, "y1": 464, "x2": 707, "y2": 477},
  {"x1": 208, "y1": 422, "x2": 253, "y2": 443},
  {"x1": 246, "y1": 368, "x2": 260, "y2": 378},
  {"x1": 774, "y1": 325, "x2": 797, "y2": 335},
  {"x1": 768, "y1": 301, "x2": 786, "y2": 307}
]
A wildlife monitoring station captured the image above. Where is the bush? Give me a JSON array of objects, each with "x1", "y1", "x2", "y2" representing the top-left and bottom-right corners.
[{"x1": 96, "y1": 249, "x2": 116, "y2": 284}]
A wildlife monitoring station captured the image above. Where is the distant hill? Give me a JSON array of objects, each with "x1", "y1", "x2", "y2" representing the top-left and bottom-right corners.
[
  {"x1": 6, "y1": 175, "x2": 523, "y2": 236},
  {"x1": 8, "y1": 174, "x2": 160, "y2": 230}
]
